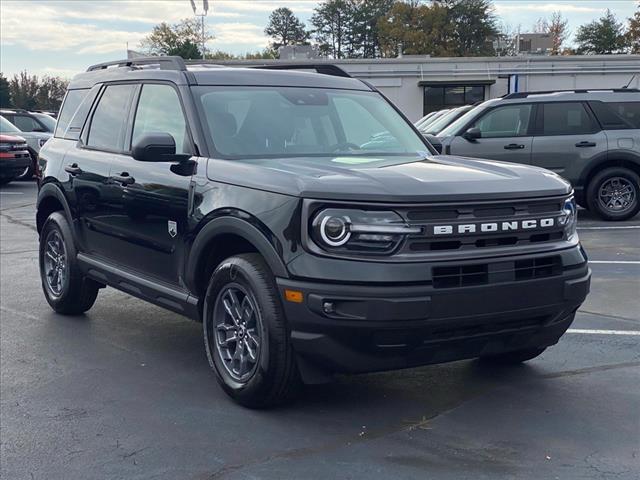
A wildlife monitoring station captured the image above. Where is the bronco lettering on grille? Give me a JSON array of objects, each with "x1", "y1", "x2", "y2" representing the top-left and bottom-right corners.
[{"x1": 430, "y1": 218, "x2": 556, "y2": 236}]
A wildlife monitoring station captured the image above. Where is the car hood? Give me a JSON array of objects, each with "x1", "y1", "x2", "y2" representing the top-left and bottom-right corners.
[{"x1": 207, "y1": 154, "x2": 572, "y2": 202}]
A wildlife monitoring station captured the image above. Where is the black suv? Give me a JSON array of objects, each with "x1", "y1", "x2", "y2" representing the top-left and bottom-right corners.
[{"x1": 37, "y1": 57, "x2": 591, "y2": 407}]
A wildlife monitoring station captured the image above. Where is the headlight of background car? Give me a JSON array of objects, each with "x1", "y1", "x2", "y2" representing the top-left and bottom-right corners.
[
  {"x1": 311, "y1": 208, "x2": 421, "y2": 254},
  {"x1": 558, "y1": 196, "x2": 577, "y2": 238}
]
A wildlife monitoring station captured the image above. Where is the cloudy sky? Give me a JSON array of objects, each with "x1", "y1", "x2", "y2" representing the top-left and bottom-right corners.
[{"x1": 0, "y1": 0, "x2": 637, "y2": 78}]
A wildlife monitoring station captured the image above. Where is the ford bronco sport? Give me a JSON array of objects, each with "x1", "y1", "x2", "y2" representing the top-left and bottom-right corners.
[{"x1": 37, "y1": 57, "x2": 591, "y2": 408}]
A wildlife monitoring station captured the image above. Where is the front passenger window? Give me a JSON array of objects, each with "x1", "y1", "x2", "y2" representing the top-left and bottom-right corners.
[
  {"x1": 132, "y1": 84, "x2": 189, "y2": 154},
  {"x1": 473, "y1": 104, "x2": 532, "y2": 138}
]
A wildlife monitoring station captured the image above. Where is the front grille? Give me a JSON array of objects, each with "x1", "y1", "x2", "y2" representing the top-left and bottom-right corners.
[
  {"x1": 398, "y1": 196, "x2": 567, "y2": 254},
  {"x1": 432, "y1": 256, "x2": 561, "y2": 289}
]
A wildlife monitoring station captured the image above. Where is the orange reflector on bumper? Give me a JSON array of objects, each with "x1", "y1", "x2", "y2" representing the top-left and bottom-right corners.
[{"x1": 284, "y1": 289, "x2": 303, "y2": 303}]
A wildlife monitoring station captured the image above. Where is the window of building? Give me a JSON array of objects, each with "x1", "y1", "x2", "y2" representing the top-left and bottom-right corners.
[
  {"x1": 423, "y1": 85, "x2": 485, "y2": 114},
  {"x1": 87, "y1": 84, "x2": 136, "y2": 151}
]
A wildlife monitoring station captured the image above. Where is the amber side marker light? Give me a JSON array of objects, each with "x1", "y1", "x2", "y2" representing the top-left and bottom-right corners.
[{"x1": 284, "y1": 289, "x2": 303, "y2": 303}]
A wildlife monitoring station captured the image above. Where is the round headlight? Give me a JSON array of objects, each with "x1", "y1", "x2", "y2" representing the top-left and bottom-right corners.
[{"x1": 320, "y1": 215, "x2": 351, "y2": 246}]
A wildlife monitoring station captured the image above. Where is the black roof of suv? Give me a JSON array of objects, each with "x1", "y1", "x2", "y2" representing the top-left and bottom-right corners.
[{"x1": 36, "y1": 56, "x2": 590, "y2": 407}]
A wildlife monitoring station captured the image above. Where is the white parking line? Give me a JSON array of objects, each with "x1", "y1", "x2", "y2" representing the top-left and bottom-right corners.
[
  {"x1": 588, "y1": 260, "x2": 640, "y2": 265},
  {"x1": 567, "y1": 329, "x2": 640, "y2": 336},
  {"x1": 0, "y1": 191, "x2": 24, "y2": 195},
  {"x1": 578, "y1": 225, "x2": 640, "y2": 230}
]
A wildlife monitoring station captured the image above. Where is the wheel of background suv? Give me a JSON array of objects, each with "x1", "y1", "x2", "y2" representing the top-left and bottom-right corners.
[
  {"x1": 480, "y1": 347, "x2": 546, "y2": 365},
  {"x1": 39, "y1": 211, "x2": 100, "y2": 315},
  {"x1": 203, "y1": 253, "x2": 300, "y2": 408},
  {"x1": 587, "y1": 167, "x2": 640, "y2": 221},
  {"x1": 15, "y1": 164, "x2": 34, "y2": 181}
]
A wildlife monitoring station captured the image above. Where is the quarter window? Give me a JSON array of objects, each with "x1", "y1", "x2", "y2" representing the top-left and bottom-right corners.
[
  {"x1": 132, "y1": 84, "x2": 189, "y2": 154},
  {"x1": 607, "y1": 102, "x2": 640, "y2": 129},
  {"x1": 55, "y1": 89, "x2": 89, "y2": 138},
  {"x1": 87, "y1": 84, "x2": 136, "y2": 151},
  {"x1": 542, "y1": 102, "x2": 597, "y2": 135},
  {"x1": 472, "y1": 104, "x2": 532, "y2": 138}
]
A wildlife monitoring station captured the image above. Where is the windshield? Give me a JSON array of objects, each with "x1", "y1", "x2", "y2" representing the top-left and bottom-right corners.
[
  {"x1": 438, "y1": 102, "x2": 491, "y2": 137},
  {"x1": 0, "y1": 116, "x2": 21, "y2": 133},
  {"x1": 194, "y1": 86, "x2": 431, "y2": 158},
  {"x1": 32, "y1": 113, "x2": 56, "y2": 132}
]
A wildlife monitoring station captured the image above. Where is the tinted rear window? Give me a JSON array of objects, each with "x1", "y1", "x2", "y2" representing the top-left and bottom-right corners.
[
  {"x1": 55, "y1": 89, "x2": 89, "y2": 138},
  {"x1": 87, "y1": 84, "x2": 136, "y2": 151},
  {"x1": 608, "y1": 102, "x2": 640, "y2": 129},
  {"x1": 542, "y1": 102, "x2": 597, "y2": 135}
]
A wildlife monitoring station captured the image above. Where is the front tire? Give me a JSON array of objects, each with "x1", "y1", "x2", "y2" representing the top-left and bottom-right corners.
[
  {"x1": 39, "y1": 212, "x2": 100, "y2": 315},
  {"x1": 587, "y1": 167, "x2": 640, "y2": 221},
  {"x1": 203, "y1": 253, "x2": 300, "y2": 408}
]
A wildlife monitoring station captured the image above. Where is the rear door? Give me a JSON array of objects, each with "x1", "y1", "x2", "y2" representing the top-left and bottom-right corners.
[
  {"x1": 530, "y1": 101, "x2": 607, "y2": 181},
  {"x1": 64, "y1": 83, "x2": 137, "y2": 258},
  {"x1": 448, "y1": 103, "x2": 534, "y2": 164}
]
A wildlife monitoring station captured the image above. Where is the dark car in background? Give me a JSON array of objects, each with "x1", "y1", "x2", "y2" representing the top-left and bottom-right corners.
[
  {"x1": 0, "y1": 134, "x2": 31, "y2": 185},
  {"x1": 0, "y1": 114, "x2": 51, "y2": 180},
  {"x1": 438, "y1": 89, "x2": 640, "y2": 220}
]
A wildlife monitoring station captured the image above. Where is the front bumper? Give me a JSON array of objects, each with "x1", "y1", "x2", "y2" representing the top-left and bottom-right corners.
[
  {"x1": 277, "y1": 247, "x2": 590, "y2": 378},
  {"x1": 0, "y1": 154, "x2": 31, "y2": 178}
]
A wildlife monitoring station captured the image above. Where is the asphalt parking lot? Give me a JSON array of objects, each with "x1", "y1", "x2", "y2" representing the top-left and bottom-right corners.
[{"x1": 1, "y1": 180, "x2": 638, "y2": 480}]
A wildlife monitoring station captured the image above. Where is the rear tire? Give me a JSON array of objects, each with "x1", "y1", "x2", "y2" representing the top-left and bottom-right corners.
[
  {"x1": 586, "y1": 167, "x2": 640, "y2": 221},
  {"x1": 203, "y1": 253, "x2": 300, "y2": 408},
  {"x1": 480, "y1": 347, "x2": 546, "y2": 365},
  {"x1": 39, "y1": 212, "x2": 100, "y2": 315}
]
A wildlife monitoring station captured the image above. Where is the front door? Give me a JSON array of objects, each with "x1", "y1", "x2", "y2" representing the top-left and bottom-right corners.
[
  {"x1": 104, "y1": 83, "x2": 194, "y2": 286},
  {"x1": 530, "y1": 102, "x2": 608, "y2": 177},
  {"x1": 448, "y1": 103, "x2": 534, "y2": 164}
]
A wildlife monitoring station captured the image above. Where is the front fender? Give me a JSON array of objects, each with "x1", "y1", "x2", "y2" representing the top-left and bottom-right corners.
[
  {"x1": 36, "y1": 181, "x2": 74, "y2": 234},
  {"x1": 185, "y1": 215, "x2": 289, "y2": 294}
]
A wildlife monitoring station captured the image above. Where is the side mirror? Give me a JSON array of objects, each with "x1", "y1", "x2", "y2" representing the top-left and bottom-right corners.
[
  {"x1": 422, "y1": 133, "x2": 443, "y2": 154},
  {"x1": 132, "y1": 133, "x2": 189, "y2": 162},
  {"x1": 462, "y1": 127, "x2": 481, "y2": 141}
]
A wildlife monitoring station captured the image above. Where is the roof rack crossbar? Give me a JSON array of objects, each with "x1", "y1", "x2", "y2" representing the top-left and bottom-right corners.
[
  {"x1": 248, "y1": 64, "x2": 352, "y2": 78},
  {"x1": 503, "y1": 88, "x2": 639, "y2": 99},
  {"x1": 87, "y1": 56, "x2": 186, "y2": 72}
]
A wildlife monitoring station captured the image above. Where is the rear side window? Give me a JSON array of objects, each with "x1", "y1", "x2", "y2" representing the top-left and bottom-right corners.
[
  {"x1": 87, "y1": 84, "x2": 136, "y2": 151},
  {"x1": 472, "y1": 104, "x2": 532, "y2": 138},
  {"x1": 541, "y1": 102, "x2": 597, "y2": 135},
  {"x1": 55, "y1": 89, "x2": 89, "y2": 138}
]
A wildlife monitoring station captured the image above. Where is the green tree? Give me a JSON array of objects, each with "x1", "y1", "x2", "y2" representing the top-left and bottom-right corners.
[
  {"x1": 0, "y1": 73, "x2": 11, "y2": 108},
  {"x1": 378, "y1": 1, "x2": 453, "y2": 57},
  {"x1": 311, "y1": 0, "x2": 355, "y2": 58},
  {"x1": 35, "y1": 76, "x2": 69, "y2": 111},
  {"x1": 627, "y1": 5, "x2": 640, "y2": 54},
  {"x1": 140, "y1": 18, "x2": 212, "y2": 59},
  {"x1": 264, "y1": 7, "x2": 310, "y2": 50},
  {"x1": 575, "y1": 9, "x2": 628, "y2": 54},
  {"x1": 349, "y1": 0, "x2": 396, "y2": 58},
  {"x1": 9, "y1": 71, "x2": 40, "y2": 110},
  {"x1": 436, "y1": 0, "x2": 498, "y2": 56}
]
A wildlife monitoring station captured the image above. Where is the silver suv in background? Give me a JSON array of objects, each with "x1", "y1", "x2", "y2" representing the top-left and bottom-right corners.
[{"x1": 438, "y1": 89, "x2": 640, "y2": 220}]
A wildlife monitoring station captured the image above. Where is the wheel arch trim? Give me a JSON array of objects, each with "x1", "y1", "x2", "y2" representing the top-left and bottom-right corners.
[
  {"x1": 185, "y1": 215, "x2": 289, "y2": 294},
  {"x1": 36, "y1": 182, "x2": 74, "y2": 234}
]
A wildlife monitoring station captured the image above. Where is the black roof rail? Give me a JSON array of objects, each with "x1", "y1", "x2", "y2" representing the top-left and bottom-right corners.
[
  {"x1": 503, "y1": 88, "x2": 639, "y2": 99},
  {"x1": 87, "y1": 56, "x2": 186, "y2": 72},
  {"x1": 248, "y1": 63, "x2": 352, "y2": 78}
]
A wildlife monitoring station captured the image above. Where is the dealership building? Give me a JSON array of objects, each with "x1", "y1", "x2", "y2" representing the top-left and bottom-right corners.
[{"x1": 229, "y1": 54, "x2": 640, "y2": 122}]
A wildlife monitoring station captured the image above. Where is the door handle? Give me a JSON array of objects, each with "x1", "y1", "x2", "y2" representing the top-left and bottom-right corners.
[
  {"x1": 575, "y1": 141, "x2": 596, "y2": 147},
  {"x1": 110, "y1": 172, "x2": 135, "y2": 185},
  {"x1": 504, "y1": 143, "x2": 525, "y2": 150},
  {"x1": 64, "y1": 163, "x2": 83, "y2": 175}
]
